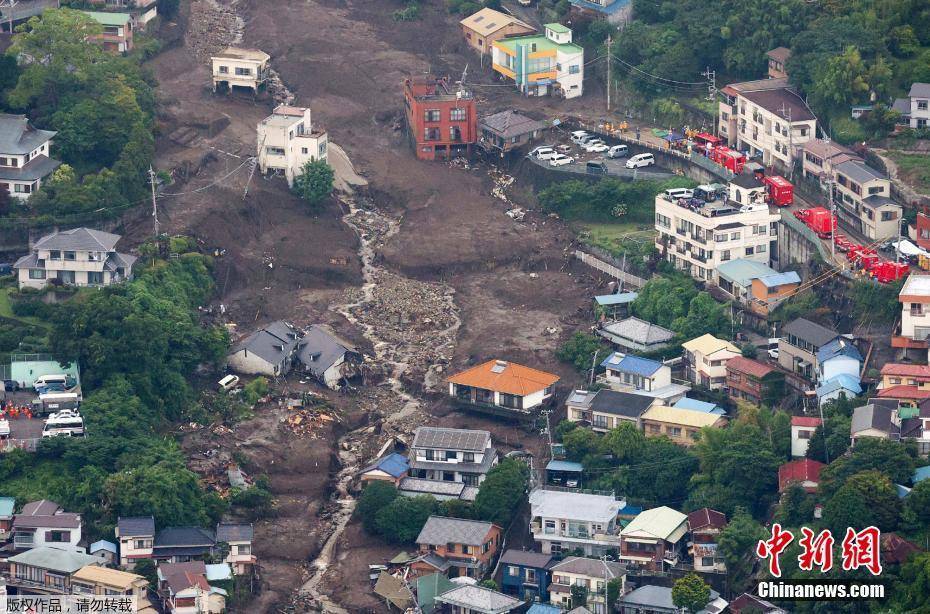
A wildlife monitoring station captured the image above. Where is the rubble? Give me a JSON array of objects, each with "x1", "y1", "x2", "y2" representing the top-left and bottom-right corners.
[{"x1": 187, "y1": 0, "x2": 243, "y2": 63}]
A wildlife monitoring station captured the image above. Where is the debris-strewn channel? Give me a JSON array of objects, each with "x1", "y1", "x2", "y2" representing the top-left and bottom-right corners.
[{"x1": 292, "y1": 149, "x2": 461, "y2": 612}]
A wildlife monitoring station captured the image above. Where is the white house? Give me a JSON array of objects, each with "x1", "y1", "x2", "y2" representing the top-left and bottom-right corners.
[
  {"x1": 718, "y1": 78, "x2": 816, "y2": 170},
  {"x1": 790, "y1": 416, "x2": 821, "y2": 457},
  {"x1": 215, "y1": 523, "x2": 255, "y2": 576},
  {"x1": 13, "y1": 227, "x2": 136, "y2": 290},
  {"x1": 529, "y1": 488, "x2": 625, "y2": 556},
  {"x1": 115, "y1": 516, "x2": 154, "y2": 568},
  {"x1": 406, "y1": 426, "x2": 498, "y2": 487},
  {"x1": 11, "y1": 500, "x2": 82, "y2": 552},
  {"x1": 816, "y1": 338, "x2": 862, "y2": 384},
  {"x1": 618, "y1": 506, "x2": 689, "y2": 571},
  {"x1": 446, "y1": 359, "x2": 560, "y2": 416},
  {"x1": 894, "y1": 83, "x2": 930, "y2": 129},
  {"x1": 832, "y1": 159, "x2": 901, "y2": 241},
  {"x1": 0, "y1": 113, "x2": 60, "y2": 199},
  {"x1": 597, "y1": 351, "x2": 690, "y2": 404},
  {"x1": 548, "y1": 556, "x2": 626, "y2": 614},
  {"x1": 655, "y1": 181, "x2": 779, "y2": 283},
  {"x1": 227, "y1": 321, "x2": 302, "y2": 377},
  {"x1": 158, "y1": 561, "x2": 226, "y2": 614},
  {"x1": 257, "y1": 104, "x2": 328, "y2": 186},
  {"x1": 211, "y1": 47, "x2": 270, "y2": 93},
  {"x1": 490, "y1": 23, "x2": 584, "y2": 99},
  {"x1": 682, "y1": 334, "x2": 740, "y2": 390}
]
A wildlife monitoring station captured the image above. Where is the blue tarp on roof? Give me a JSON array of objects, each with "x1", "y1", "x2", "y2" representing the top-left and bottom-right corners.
[
  {"x1": 896, "y1": 484, "x2": 912, "y2": 499},
  {"x1": 595, "y1": 292, "x2": 638, "y2": 306},
  {"x1": 615, "y1": 355, "x2": 662, "y2": 376},
  {"x1": 816, "y1": 339, "x2": 863, "y2": 364},
  {"x1": 758, "y1": 271, "x2": 801, "y2": 288},
  {"x1": 620, "y1": 503, "x2": 643, "y2": 516},
  {"x1": 673, "y1": 397, "x2": 725, "y2": 415},
  {"x1": 914, "y1": 466, "x2": 930, "y2": 485},
  {"x1": 364, "y1": 453, "x2": 409, "y2": 479},
  {"x1": 815, "y1": 374, "x2": 862, "y2": 398},
  {"x1": 546, "y1": 460, "x2": 583, "y2": 473}
]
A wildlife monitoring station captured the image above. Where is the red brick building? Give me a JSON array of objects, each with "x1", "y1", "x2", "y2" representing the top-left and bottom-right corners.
[
  {"x1": 725, "y1": 356, "x2": 784, "y2": 406},
  {"x1": 403, "y1": 76, "x2": 477, "y2": 161}
]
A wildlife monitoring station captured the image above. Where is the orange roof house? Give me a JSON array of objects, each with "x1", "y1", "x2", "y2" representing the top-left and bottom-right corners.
[{"x1": 446, "y1": 359, "x2": 559, "y2": 417}]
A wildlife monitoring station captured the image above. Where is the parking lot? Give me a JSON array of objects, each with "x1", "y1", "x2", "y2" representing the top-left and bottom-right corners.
[{"x1": 527, "y1": 129, "x2": 680, "y2": 180}]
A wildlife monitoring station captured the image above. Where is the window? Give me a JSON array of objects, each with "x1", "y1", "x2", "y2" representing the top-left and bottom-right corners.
[
  {"x1": 301, "y1": 147, "x2": 308, "y2": 154},
  {"x1": 425, "y1": 449, "x2": 435, "y2": 460},
  {"x1": 445, "y1": 451, "x2": 457, "y2": 461},
  {"x1": 569, "y1": 64, "x2": 580, "y2": 74},
  {"x1": 49, "y1": 250, "x2": 61, "y2": 260},
  {"x1": 868, "y1": 186, "x2": 884, "y2": 195},
  {"x1": 235, "y1": 67, "x2": 252, "y2": 76},
  {"x1": 63, "y1": 251, "x2": 76, "y2": 261},
  {"x1": 757, "y1": 243, "x2": 767, "y2": 253},
  {"x1": 46, "y1": 530, "x2": 70, "y2": 543},
  {"x1": 463, "y1": 452, "x2": 474, "y2": 463},
  {"x1": 701, "y1": 557, "x2": 715, "y2": 567},
  {"x1": 450, "y1": 126, "x2": 462, "y2": 141},
  {"x1": 648, "y1": 424, "x2": 661, "y2": 434},
  {"x1": 881, "y1": 210, "x2": 898, "y2": 221},
  {"x1": 87, "y1": 271, "x2": 103, "y2": 285},
  {"x1": 266, "y1": 146, "x2": 285, "y2": 155},
  {"x1": 745, "y1": 247, "x2": 755, "y2": 256},
  {"x1": 798, "y1": 430, "x2": 812, "y2": 440},
  {"x1": 28, "y1": 269, "x2": 45, "y2": 280},
  {"x1": 730, "y1": 232, "x2": 741, "y2": 240},
  {"x1": 218, "y1": 65, "x2": 229, "y2": 74},
  {"x1": 919, "y1": 100, "x2": 929, "y2": 111},
  {"x1": 721, "y1": 250, "x2": 731, "y2": 261},
  {"x1": 525, "y1": 568, "x2": 537, "y2": 582},
  {"x1": 668, "y1": 426, "x2": 682, "y2": 437},
  {"x1": 424, "y1": 109, "x2": 441, "y2": 122},
  {"x1": 714, "y1": 233, "x2": 727, "y2": 242},
  {"x1": 508, "y1": 566, "x2": 520, "y2": 577},
  {"x1": 425, "y1": 128, "x2": 441, "y2": 141},
  {"x1": 450, "y1": 108, "x2": 466, "y2": 121}
]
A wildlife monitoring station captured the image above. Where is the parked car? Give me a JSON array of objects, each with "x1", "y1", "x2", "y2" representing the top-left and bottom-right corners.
[
  {"x1": 626, "y1": 153, "x2": 655, "y2": 168},
  {"x1": 555, "y1": 144, "x2": 573, "y2": 154},
  {"x1": 576, "y1": 134, "x2": 600, "y2": 147},
  {"x1": 606, "y1": 144, "x2": 629, "y2": 159},
  {"x1": 767, "y1": 347, "x2": 780, "y2": 360},
  {"x1": 2, "y1": 380, "x2": 17, "y2": 392},
  {"x1": 584, "y1": 141, "x2": 609, "y2": 153},
  {"x1": 549, "y1": 154, "x2": 574, "y2": 167},
  {"x1": 586, "y1": 161, "x2": 607, "y2": 175},
  {"x1": 530, "y1": 146, "x2": 557, "y2": 160},
  {"x1": 571, "y1": 131, "x2": 591, "y2": 144},
  {"x1": 664, "y1": 188, "x2": 695, "y2": 200}
]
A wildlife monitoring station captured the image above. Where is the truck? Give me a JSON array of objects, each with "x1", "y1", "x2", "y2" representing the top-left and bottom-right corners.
[
  {"x1": 804, "y1": 207, "x2": 836, "y2": 238},
  {"x1": 709, "y1": 146, "x2": 747, "y2": 174},
  {"x1": 763, "y1": 175, "x2": 794, "y2": 207},
  {"x1": 871, "y1": 261, "x2": 910, "y2": 284},
  {"x1": 31, "y1": 392, "x2": 80, "y2": 416}
]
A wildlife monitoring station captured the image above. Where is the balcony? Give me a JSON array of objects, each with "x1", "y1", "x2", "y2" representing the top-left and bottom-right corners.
[{"x1": 689, "y1": 233, "x2": 707, "y2": 245}]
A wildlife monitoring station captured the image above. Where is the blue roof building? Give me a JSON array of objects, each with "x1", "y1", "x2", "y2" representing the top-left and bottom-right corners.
[
  {"x1": 0, "y1": 496, "x2": 14, "y2": 519},
  {"x1": 546, "y1": 459, "x2": 583, "y2": 488},
  {"x1": 499, "y1": 550, "x2": 554, "y2": 603},
  {"x1": 913, "y1": 465, "x2": 930, "y2": 485},
  {"x1": 360, "y1": 453, "x2": 409, "y2": 483},
  {"x1": 595, "y1": 292, "x2": 638, "y2": 306},
  {"x1": 673, "y1": 397, "x2": 726, "y2": 415},
  {"x1": 758, "y1": 271, "x2": 802, "y2": 287},
  {"x1": 526, "y1": 605, "x2": 561, "y2": 614},
  {"x1": 599, "y1": 353, "x2": 663, "y2": 377},
  {"x1": 816, "y1": 338, "x2": 863, "y2": 364}
]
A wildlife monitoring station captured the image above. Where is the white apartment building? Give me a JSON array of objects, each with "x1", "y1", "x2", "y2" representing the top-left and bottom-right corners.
[
  {"x1": 832, "y1": 159, "x2": 901, "y2": 240},
  {"x1": 257, "y1": 104, "x2": 328, "y2": 186},
  {"x1": 682, "y1": 334, "x2": 741, "y2": 390},
  {"x1": 718, "y1": 79, "x2": 816, "y2": 169},
  {"x1": 895, "y1": 275, "x2": 930, "y2": 359},
  {"x1": 894, "y1": 83, "x2": 930, "y2": 129},
  {"x1": 13, "y1": 227, "x2": 136, "y2": 290},
  {"x1": 211, "y1": 47, "x2": 270, "y2": 93},
  {"x1": 491, "y1": 23, "x2": 584, "y2": 99},
  {"x1": 407, "y1": 426, "x2": 498, "y2": 487},
  {"x1": 0, "y1": 114, "x2": 60, "y2": 199},
  {"x1": 655, "y1": 180, "x2": 779, "y2": 283},
  {"x1": 529, "y1": 489, "x2": 625, "y2": 556}
]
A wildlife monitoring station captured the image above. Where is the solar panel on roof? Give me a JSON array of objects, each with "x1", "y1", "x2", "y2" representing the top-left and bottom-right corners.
[
  {"x1": 474, "y1": 15, "x2": 484, "y2": 21},
  {"x1": 487, "y1": 21, "x2": 497, "y2": 28}
]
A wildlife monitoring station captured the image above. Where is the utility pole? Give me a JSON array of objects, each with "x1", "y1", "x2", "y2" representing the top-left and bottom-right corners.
[
  {"x1": 148, "y1": 166, "x2": 158, "y2": 240},
  {"x1": 588, "y1": 349, "x2": 600, "y2": 387},
  {"x1": 781, "y1": 102, "x2": 794, "y2": 179},
  {"x1": 606, "y1": 33, "x2": 612, "y2": 112},
  {"x1": 703, "y1": 67, "x2": 717, "y2": 135},
  {"x1": 826, "y1": 179, "x2": 836, "y2": 260}
]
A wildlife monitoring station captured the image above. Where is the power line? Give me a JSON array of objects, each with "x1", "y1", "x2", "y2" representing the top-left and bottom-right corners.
[
  {"x1": 158, "y1": 158, "x2": 253, "y2": 196},
  {"x1": 609, "y1": 53, "x2": 707, "y2": 87}
]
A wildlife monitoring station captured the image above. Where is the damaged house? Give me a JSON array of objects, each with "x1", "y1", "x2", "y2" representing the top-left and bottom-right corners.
[
  {"x1": 227, "y1": 321, "x2": 302, "y2": 377},
  {"x1": 297, "y1": 324, "x2": 362, "y2": 389}
]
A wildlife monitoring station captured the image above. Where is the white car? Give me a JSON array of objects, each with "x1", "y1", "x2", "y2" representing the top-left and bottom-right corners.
[
  {"x1": 767, "y1": 348, "x2": 780, "y2": 360},
  {"x1": 585, "y1": 142, "x2": 609, "y2": 153},
  {"x1": 572, "y1": 132, "x2": 594, "y2": 145},
  {"x1": 531, "y1": 146, "x2": 557, "y2": 160},
  {"x1": 625, "y1": 153, "x2": 655, "y2": 168},
  {"x1": 549, "y1": 154, "x2": 574, "y2": 167}
]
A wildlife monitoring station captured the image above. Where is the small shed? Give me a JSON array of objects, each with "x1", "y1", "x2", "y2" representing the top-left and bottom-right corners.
[
  {"x1": 89, "y1": 540, "x2": 117, "y2": 566},
  {"x1": 545, "y1": 459, "x2": 583, "y2": 487},
  {"x1": 594, "y1": 291, "x2": 638, "y2": 320}
]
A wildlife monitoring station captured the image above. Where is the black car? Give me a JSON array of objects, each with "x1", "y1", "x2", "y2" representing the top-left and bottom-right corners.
[{"x1": 3, "y1": 380, "x2": 18, "y2": 392}]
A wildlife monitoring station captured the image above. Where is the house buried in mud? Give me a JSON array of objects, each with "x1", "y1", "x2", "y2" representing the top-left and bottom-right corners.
[{"x1": 297, "y1": 324, "x2": 363, "y2": 390}]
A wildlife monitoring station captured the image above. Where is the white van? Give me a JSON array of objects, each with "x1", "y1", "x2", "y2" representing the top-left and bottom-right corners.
[
  {"x1": 570, "y1": 131, "x2": 591, "y2": 144},
  {"x1": 664, "y1": 188, "x2": 694, "y2": 200},
  {"x1": 218, "y1": 374, "x2": 240, "y2": 392},
  {"x1": 42, "y1": 410, "x2": 84, "y2": 438},
  {"x1": 33, "y1": 374, "x2": 70, "y2": 391},
  {"x1": 625, "y1": 153, "x2": 655, "y2": 169},
  {"x1": 607, "y1": 144, "x2": 629, "y2": 159}
]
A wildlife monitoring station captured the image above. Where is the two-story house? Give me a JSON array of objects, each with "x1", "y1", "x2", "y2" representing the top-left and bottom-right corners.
[
  {"x1": 152, "y1": 527, "x2": 216, "y2": 564},
  {"x1": 491, "y1": 24, "x2": 584, "y2": 99},
  {"x1": 548, "y1": 557, "x2": 626, "y2": 614},
  {"x1": 257, "y1": 104, "x2": 328, "y2": 186},
  {"x1": 446, "y1": 359, "x2": 559, "y2": 418},
  {"x1": 529, "y1": 488, "x2": 625, "y2": 556},
  {"x1": 564, "y1": 389, "x2": 657, "y2": 433},
  {"x1": 682, "y1": 334, "x2": 740, "y2": 390},
  {"x1": 498, "y1": 549, "x2": 553, "y2": 603},
  {"x1": 13, "y1": 227, "x2": 136, "y2": 290},
  {"x1": 0, "y1": 113, "x2": 60, "y2": 199},
  {"x1": 718, "y1": 78, "x2": 816, "y2": 170},
  {"x1": 71, "y1": 565, "x2": 152, "y2": 607},
  {"x1": 816, "y1": 338, "x2": 862, "y2": 403},
  {"x1": 158, "y1": 561, "x2": 227, "y2": 614},
  {"x1": 83, "y1": 11, "x2": 133, "y2": 53},
  {"x1": 413, "y1": 516, "x2": 502, "y2": 579},
  {"x1": 852, "y1": 399, "x2": 930, "y2": 455},
  {"x1": 687, "y1": 508, "x2": 727, "y2": 573},
  {"x1": 618, "y1": 506, "x2": 689, "y2": 571},
  {"x1": 791, "y1": 416, "x2": 822, "y2": 457},
  {"x1": 460, "y1": 7, "x2": 535, "y2": 57},
  {"x1": 115, "y1": 516, "x2": 155, "y2": 568},
  {"x1": 640, "y1": 405, "x2": 727, "y2": 446},
  {"x1": 11, "y1": 499, "x2": 82, "y2": 552},
  {"x1": 878, "y1": 363, "x2": 930, "y2": 406},
  {"x1": 597, "y1": 352, "x2": 690, "y2": 404},
  {"x1": 91, "y1": 0, "x2": 158, "y2": 30},
  {"x1": 778, "y1": 317, "x2": 842, "y2": 383},
  {"x1": 6, "y1": 547, "x2": 104, "y2": 594},
  {"x1": 832, "y1": 159, "x2": 901, "y2": 241},
  {"x1": 766, "y1": 47, "x2": 791, "y2": 79},
  {"x1": 227, "y1": 320, "x2": 303, "y2": 377},
  {"x1": 211, "y1": 47, "x2": 270, "y2": 93},
  {"x1": 216, "y1": 523, "x2": 255, "y2": 575},
  {"x1": 893, "y1": 83, "x2": 930, "y2": 129},
  {"x1": 725, "y1": 356, "x2": 785, "y2": 406},
  {"x1": 654, "y1": 180, "x2": 779, "y2": 284},
  {"x1": 406, "y1": 427, "x2": 498, "y2": 489},
  {"x1": 596, "y1": 317, "x2": 677, "y2": 355},
  {"x1": 799, "y1": 139, "x2": 861, "y2": 184},
  {"x1": 894, "y1": 275, "x2": 930, "y2": 360}
]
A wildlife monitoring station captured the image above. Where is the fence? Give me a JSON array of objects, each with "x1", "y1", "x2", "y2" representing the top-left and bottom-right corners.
[{"x1": 573, "y1": 250, "x2": 648, "y2": 289}]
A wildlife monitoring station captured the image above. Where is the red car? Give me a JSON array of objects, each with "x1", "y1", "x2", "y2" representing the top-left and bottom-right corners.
[{"x1": 833, "y1": 234, "x2": 853, "y2": 252}]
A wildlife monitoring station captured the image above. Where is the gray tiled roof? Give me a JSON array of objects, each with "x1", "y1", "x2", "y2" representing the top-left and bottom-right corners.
[
  {"x1": 835, "y1": 159, "x2": 886, "y2": 183},
  {"x1": 413, "y1": 427, "x2": 490, "y2": 451},
  {"x1": 479, "y1": 110, "x2": 547, "y2": 140},
  {"x1": 230, "y1": 320, "x2": 301, "y2": 365},
  {"x1": 436, "y1": 585, "x2": 523, "y2": 614},
  {"x1": 783, "y1": 317, "x2": 838, "y2": 348},
  {"x1": 216, "y1": 523, "x2": 253, "y2": 543},
  {"x1": 33, "y1": 228, "x2": 122, "y2": 252},
  {"x1": 297, "y1": 324, "x2": 356, "y2": 377},
  {"x1": 589, "y1": 389, "x2": 654, "y2": 417},
  {"x1": 600, "y1": 317, "x2": 675, "y2": 345},
  {"x1": 851, "y1": 401, "x2": 899, "y2": 437},
  {"x1": 8, "y1": 547, "x2": 102, "y2": 574},
  {"x1": 415, "y1": 552, "x2": 452, "y2": 572},
  {"x1": 20, "y1": 499, "x2": 60, "y2": 516},
  {"x1": 0, "y1": 114, "x2": 56, "y2": 155},
  {"x1": 416, "y1": 516, "x2": 497, "y2": 547},
  {"x1": 104, "y1": 252, "x2": 137, "y2": 273},
  {"x1": 740, "y1": 88, "x2": 816, "y2": 122},
  {"x1": 909, "y1": 83, "x2": 930, "y2": 98},
  {"x1": 398, "y1": 478, "x2": 466, "y2": 497},
  {"x1": 0, "y1": 154, "x2": 60, "y2": 181},
  {"x1": 409, "y1": 447, "x2": 497, "y2": 475},
  {"x1": 154, "y1": 526, "x2": 215, "y2": 548},
  {"x1": 118, "y1": 516, "x2": 155, "y2": 537},
  {"x1": 550, "y1": 556, "x2": 625, "y2": 579},
  {"x1": 499, "y1": 549, "x2": 553, "y2": 569}
]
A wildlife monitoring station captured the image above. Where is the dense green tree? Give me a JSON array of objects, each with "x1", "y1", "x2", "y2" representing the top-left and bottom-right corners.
[
  {"x1": 293, "y1": 160, "x2": 335, "y2": 209},
  {"x1": 356, "y1": 482, "x2": 399, "y2": 533},
  {"x1": 374, "y1": 496, "x2": 440, "y2": 544},
  {"x1": 823, "y1": 470, "x2": 901, "y2": 533},
  {"x1": 904, "y1": 478, "x2": 930, "y2": 525},
  {"x1": 672, "y1": 573, "x2": 711, "y2": 613},
  {"x1": 775, "y1": 482, "x2": 816, "y2": 527},
  {"x1": 473, "y1": 458, "x2": 529, "y2": 527},
  {"x1": 717, "y1": 507, "x2": 767, "y2": 592},
  {"x1": 672, "y1": 292, "x2": 729, "y2": 340},
  {"x1": 892, "y1": 552, "x2": 930, "y2": 610},
  {"x1": 819, "y1": 438, "x2": 916, "y2": 497},
  {"x1": 570, "y1": 585, "x2": 588, "y2": 609},
  {"x1": 632, "y1": 275, "x2": 697, "y2": 330},
  {"x1": 563, "y1": 427, "x2": 601, "y2": 462},
  {"x1": 556, "y1": 332, "x2": 609, "y2": 373}
]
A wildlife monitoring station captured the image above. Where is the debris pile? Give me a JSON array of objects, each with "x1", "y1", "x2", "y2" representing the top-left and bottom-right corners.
[
  {"x1": 283, "y1": 407, "x2": 336, "y2": 438},
  {"x1": 265, "y1": 67, "x2": 296, "y2": 105},
  {"x1": 489, "y1": 168, "x2": 515, "y2": 203},
  {"x1": 187, "y1": 0, "x2": 244, "y2": 63}
]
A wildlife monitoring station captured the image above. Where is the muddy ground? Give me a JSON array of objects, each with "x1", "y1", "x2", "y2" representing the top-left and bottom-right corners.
[{"x1": 132, "y1": 0, "x2": 610, "y2": 611}]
